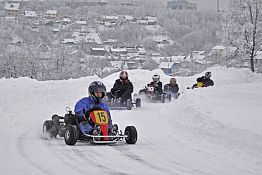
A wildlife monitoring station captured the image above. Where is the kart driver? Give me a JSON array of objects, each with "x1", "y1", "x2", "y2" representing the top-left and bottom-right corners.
[
  {"x1": 74, "y1": 81, "x2": 117, "y2": 135},
  {"x1": 147, "y1": 73, "x2": 163, "y2": 95},
  {"x1": 107, "y1": 70, "x2": 133, "y2": 104}
]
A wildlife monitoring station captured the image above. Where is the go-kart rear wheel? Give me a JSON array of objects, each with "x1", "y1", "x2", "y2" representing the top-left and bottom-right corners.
[
  {"x1": 124, "y1": 126, "x2": 137, "y2": 144},
  {"x1": 64, "y1": 125, "x2": 78, "y2": 145},
  {"x1": 126, "y1": 99, "x2": 132, "y2": 110},
  {"x1": 43, "y1": 120, "x2": 58, "y2": 138},
  {"x1": 160, "y1": 94, "x2": 165, "y2": 103},
  {"x1": 135, "y1": 98, "x2": 141, "y2": 108},
  {"x1": 51, "y1": 114, "x2": 60, "y2": 126}
]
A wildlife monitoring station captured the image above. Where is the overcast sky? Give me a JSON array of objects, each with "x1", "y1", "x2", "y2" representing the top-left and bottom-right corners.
[{"x1": 188, "y1": 0, "x2": 230, "y2": 11}]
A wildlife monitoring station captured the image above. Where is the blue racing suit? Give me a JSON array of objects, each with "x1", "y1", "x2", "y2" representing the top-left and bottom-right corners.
[{"x1": 74, "y1": 96, "x2": 113, "y2": 134}]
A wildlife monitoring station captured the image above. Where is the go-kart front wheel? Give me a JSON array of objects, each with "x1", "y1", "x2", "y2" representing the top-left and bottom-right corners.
[
  {"x1": 160, "y1": 94, "x2": 165, "y2": 103},
  {"x1": 126, "y1": 99, "x2": 132, "y2": 110},
  {"x1": 64, "y1": 125, "x2": 78, "y2": 145},
  {"x1": 124, "y1": 126, "x2": 137, "y2": 144},
  {"x1": 167, "y1": 94, "x2": 172, "y2": 102},
  {"x1": 135, "y1": 98, "x2": 141, "y2": 108}
]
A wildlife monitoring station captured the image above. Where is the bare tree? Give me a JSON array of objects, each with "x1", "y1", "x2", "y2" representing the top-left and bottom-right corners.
[{"x1": 222, "y1": 0, "x2": 262, "y2": 72}]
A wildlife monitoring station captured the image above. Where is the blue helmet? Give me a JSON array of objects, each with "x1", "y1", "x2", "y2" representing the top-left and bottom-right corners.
[{"x1": 88, "y1": 81, "x2": 106, "y2": 103}]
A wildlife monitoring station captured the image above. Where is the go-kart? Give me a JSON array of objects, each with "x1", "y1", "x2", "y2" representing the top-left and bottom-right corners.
[
  {"x1": 163, "y1": 91, "x2": 180, "y2": 100},
  {"x1": 103, "y1": 91, "x2": 141, "y2": 110},
  {"x1": 42, "y1": 107, "x2": 138, "y2": 145},
  {"x1": 138, "y1": 85, "x2": 167, "y2": 103}
]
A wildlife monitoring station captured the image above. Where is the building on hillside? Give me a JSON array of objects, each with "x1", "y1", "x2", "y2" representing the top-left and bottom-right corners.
[
  {"x1": 103, "y1": 39, "x2": 117, "y2": 46},
  {"x1": 211, "y1": 45, "x2": 226, "y2": 57},
  {"x1": 61, "y1": 16, "x2": 72, "y2": 25},
  {"x1": 166, "y1": 55, "x2": 186, "y2": 63},
  {"x1": 121, "y1": 0, "x2": 134, "y2": 6},
  {"x1": 110, "y1": 61, "x2": 123, "y2": 69},
  {"x1": 124, "y1": 61, "x2": 138, "y2": 70},
  {"x1": 125, "y1": 46, "x2": 138, "y2": 57},
  {"x1": 146, "y1": 16, "x2": 158, "y2": 25},
  {"x1": 137, "y1": 46, "x2": 147, "y2": 56},
  {"x1": 254, "y1": 51, "x2": 262, "y2": 72},
  {"x1": 24, "y1": 11, "x2": 37, "y2": 17},
  {"x1": 10, "y1": 0, "x2": 29, "y2": 3},
  {"x1": 61, "y1": 38, "x2": 76, "y2": 45},
  {"x1": 5, "y1": 2, "x2": 20, "y2": 16},
  {"x1": 85, "y1": 32, "x2": 103, "y2": 45},
  {"x1": 167, "y1": 0, "x2": 197, "y2": 11},
  {"x1": 123, "y1": 15, "x2": 135, "y2": 22},
  {"x1": 185, "y1": 51, "x2": 206, "y2": 64},
  {"x1": 110, "y1": 48, "x2": 127, "y2": 56},
  {"x1": 53, "y1": 28, "x2": 59, "y2": 34},
  {"x1": 100, "y1": 15, "x2": 119, "y2": 22},
  {"x1": 98, "y1": 0, "x2": 108, "y2": 6},
  {"x1": 75, "y1": 18, "x2": 87, "y2": 25},
  {"x1": 46, "y1": 10, "x2": 57, "y2": 18},
  {"x1": 158, "y1": 62, "x2": 177, "y2": 75},
  {"x1": 254, "y1": 51, "x2": 262, "y2": 64},
  {"x1": 91, "y1": 48, "x2": 108, "y2": 56}
]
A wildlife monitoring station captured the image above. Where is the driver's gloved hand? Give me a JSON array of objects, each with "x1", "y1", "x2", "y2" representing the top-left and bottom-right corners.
[{"x1": 109, "y1": 124, "x2": 118, "y2": 135}]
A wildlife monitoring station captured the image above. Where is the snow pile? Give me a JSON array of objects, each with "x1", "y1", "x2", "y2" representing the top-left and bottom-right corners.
[{"x1": 0, "y1": 66, "x2": 262, "y2": 175}]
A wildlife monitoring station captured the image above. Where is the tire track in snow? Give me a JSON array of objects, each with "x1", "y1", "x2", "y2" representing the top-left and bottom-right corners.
[
  {"x1": 16, "y1": 131, "x2": 51, "y2": 175},
  {"x1": 109, "y1": 144, "x2": 174, "y2": 174},
  {"x1": 116, "y1": 138, "x2": 212, "y2": 175},
  {"x1": 68, "y1": 143, "x2": 131, "y2": 175},
  {"x1": 46, "y1": 138, "x2": 131, "y2": 175},
  {"x1": 42, "y1": 138, "x2": 89, "y2": 174}
]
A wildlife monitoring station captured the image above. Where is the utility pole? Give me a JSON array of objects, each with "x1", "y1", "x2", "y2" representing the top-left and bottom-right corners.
[{"x1": 217, "y1": 0, "x2": 220, "y2": 13}]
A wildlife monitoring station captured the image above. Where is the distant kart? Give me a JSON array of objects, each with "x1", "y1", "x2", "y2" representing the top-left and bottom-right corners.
[
  {"x1": 103, "y1": 92, "x2": 141, "y2": 110},
  {"x1": 138, "y1": 85, "x2": 166, "y2": 103},
  {"x1": 42, "y1": 107, "x2": 137, "y2": 145},
  {"x1": 163, "y1": 91, "x2": 180, "y2": 101}
]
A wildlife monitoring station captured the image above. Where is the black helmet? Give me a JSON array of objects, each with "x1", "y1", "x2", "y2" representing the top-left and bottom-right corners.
[
  {"x1": 88, "y1": 81, "x2": 106, "y2": 103},
  {"x1": 205, "y1": 72, "x2": 211, "y2": 79}
]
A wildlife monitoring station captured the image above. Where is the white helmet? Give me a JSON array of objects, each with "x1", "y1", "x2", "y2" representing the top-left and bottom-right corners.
[
  {"x1": 205, "y1": 72, "x2": 211, "y2": 79},
  {"x1": 152, "y1": 73, "x2": 160, "y2": 83}
]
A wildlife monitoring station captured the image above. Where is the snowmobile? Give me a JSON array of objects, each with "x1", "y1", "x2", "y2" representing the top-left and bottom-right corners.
[
  {"x1": 138, "y1": 85, "x2": 166, "y2": 103},
  {"x1": 42, "y1": 107, "x2": 137, "y2": 145},
  {"x1": 103, "y1": 91, "x2": 141, "y2": 110}
]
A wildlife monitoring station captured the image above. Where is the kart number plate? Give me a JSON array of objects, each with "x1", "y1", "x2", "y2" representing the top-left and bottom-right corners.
[
  {"x1": 93, "y1": 111, "x2": 108, "y2": 124},
  {"x1": 147, "y1": 87, "x2": 154, "y2": 92}
]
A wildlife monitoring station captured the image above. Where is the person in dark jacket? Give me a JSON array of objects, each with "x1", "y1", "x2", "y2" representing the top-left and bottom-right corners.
[
  {"x1": 74, "y1": 81, "x2": 114, "y2": 135},
  {"x1": 192, "y1": 72, "x2": 214, "y2": 88},
  {"x1": 164, "y1": 77, "x2": 179, "y2": 97},
  {"x1": 108, "y1": 70, "x2": 133, "y2": 103}
]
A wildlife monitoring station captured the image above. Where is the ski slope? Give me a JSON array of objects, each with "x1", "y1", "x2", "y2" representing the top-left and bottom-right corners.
[{"x1": 0, "y1": 66, "x2": 262, "y2": 175}]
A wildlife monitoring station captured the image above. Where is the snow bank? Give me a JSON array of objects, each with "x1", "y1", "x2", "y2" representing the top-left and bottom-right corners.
[{"x1": 0, "y1": 66, "x2": 262, "y2": 175}]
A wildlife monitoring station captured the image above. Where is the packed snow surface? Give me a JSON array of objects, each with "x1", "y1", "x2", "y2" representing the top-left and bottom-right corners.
[{"x1": 0, "y1": 66, "x2": 262, "y2": 175}]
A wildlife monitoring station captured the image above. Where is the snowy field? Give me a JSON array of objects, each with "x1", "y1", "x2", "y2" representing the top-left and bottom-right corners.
[{"x1": 0, "y1": 66, "x2": 262, "y2": 175}]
